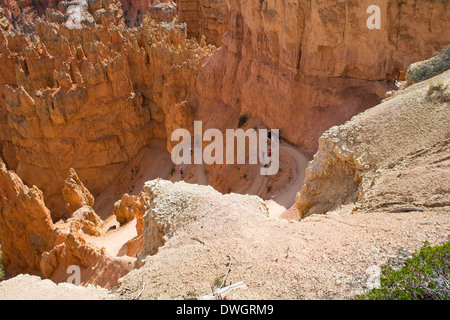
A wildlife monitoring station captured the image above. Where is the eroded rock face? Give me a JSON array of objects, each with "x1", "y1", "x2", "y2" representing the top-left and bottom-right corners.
[
  {"x1": 296, "y1": 69, "x2": 450, "y2": 219},
  {"x1": 63, "y1": 168, "x2": 95, "y2": 215},
  {"x1": 176, "y1": 0, "x2": 229, "y2": 46},
  {"x1": 194, "y1": 0, "x2": 450, "y2": 157},
  {"x1": 113, "y1": 191, "x2": 148, "y2": 230},
  {"x1": 68, "y1": 205, "x2": 103, "y2": 236},
  {"x1": 119, "y1": 0, "x2": 176, "y2": 26},
  {"x1": 0, "y1": 1, "x2": 214, "y2": 219},
  {"x1": 0, "y1": 158, "x2": 57, "y2": 275},
  {"x1": 0, "y1": 158, "x2": 133, "y2": 289}
]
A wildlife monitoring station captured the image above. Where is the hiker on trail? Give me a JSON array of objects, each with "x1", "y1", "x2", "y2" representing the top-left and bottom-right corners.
[
  {"x1": 265, "y1": 150, "x2": 272, "y2": 168},
  {"x1": 180, "y1": 167, "x2": 184, "y2": 180}
]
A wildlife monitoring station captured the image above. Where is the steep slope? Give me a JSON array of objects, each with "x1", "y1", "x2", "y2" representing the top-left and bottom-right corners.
[
  {"x1": 193, "y1": 0, "x2": 450, "y2": 156},
  {"x1": 296, "y1": 69, "x2": 450, "y2": 219},
  {"x1": 114, "y1": 177, "x2": 449, "y2": 300}
]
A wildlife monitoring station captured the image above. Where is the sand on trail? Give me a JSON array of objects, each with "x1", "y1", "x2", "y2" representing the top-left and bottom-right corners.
[
  {"x1": 86, "y1": 137, "x2": 308, "y2": 261},
  {"x1": 264, "y1": 141, "x2": 309, "y2": 218}
]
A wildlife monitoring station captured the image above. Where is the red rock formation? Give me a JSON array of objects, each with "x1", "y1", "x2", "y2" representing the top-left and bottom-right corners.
[
  {"x1": 0, "y1": 2, "x2": 213, "y2": 220},
  {"x1": 63, "y1": 168, "x2": 95, "y2": 215},
  {"x1": 0, "y1": 0, "x2": 448, "y2": 291},
  {"x1": 0, "y1": 157, "x2": 133, "y2": 289},
  {"x1": 193, "y1": 0, "x2": 450, "y2": 157},
  {"x1": 119, "y1": 0, "x2": 176, "y2": 26},
  {"x1": 0, "y1": 158, "x2": 57, "y2": 275},
  {"x1": 176, "y1": 0, "x2": 229, "y2": 46},
  {"x1": 113, "y1": 191, "x2": 148, "y2": 257},
  {"x1": 113, "y1": 192, "x2": 148, "y2": 230}
]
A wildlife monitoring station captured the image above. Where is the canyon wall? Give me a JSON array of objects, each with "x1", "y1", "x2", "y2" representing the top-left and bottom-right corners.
[
  {"x1": 192, "y1": 0, "x2": 450, "y2": 156},
  {"x1": 176, "y1": 0, "x2": 229, "y2": 46},
  {"x1": 0, "y1": 1, "x2": 213, "y2": 219},
  {"x1": 0, "y1": 0, "x2": 448, "y2": 218},
  {"x1": 117, "y1": 0, "x2": 229, "y2": 46}
]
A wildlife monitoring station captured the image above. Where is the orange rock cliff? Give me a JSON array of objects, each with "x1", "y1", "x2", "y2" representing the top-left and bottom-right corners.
[{"x1": 0, "y1": 0, "x2": 448, "y2": 289}]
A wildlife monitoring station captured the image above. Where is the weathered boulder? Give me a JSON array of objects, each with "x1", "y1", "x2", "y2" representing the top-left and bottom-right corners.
[
  {"x1": 113, "y1": 192, "x2": 149, "y2": 230},
  {"x1": 141, "y1": 178, "x2": 266, "y2": 255},
  {"x1": 62, "y1": 168, "x2": 95, "y2": 215}
]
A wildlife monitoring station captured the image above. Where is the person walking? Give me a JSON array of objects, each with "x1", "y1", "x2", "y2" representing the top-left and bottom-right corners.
[{"x1": 180, "y1": 167, "x2": 184, "y2": 180}]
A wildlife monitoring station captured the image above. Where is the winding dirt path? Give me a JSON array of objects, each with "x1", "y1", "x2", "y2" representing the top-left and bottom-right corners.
[
  {"x1": 87, "y1": 138, "x2": 307, "y2": 263},
  {"x1": 265, "y1": 141, "x2": 310, "y2": 218},
  {"x1": 200, "y1": 138, "x2": 310, "y2": 218}
]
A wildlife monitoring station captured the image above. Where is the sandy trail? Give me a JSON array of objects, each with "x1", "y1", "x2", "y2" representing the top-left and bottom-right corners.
[
  {"x1": 87, "y1": 138, "x2": 306, "y2": 262},
  {"x1": 87, "y1": 140, "x2": 210, "y2": 260},
  {"x1": 87, "y1": 140, "x2": 173, "y2": 260},
  {"x1": 239, "y1": 139, "x2": 309, "y2": 218},
  {"x1": 87, "y1": 219, "x2": 138, "y2": 257},
  {"x1": 101, "y1": 138, "x2": 308, "y2": 221},
  {"x1": 194, "y1": 163, "x2": 209, "y2": 185},
  {"x1": 265, "y1": 141, "x2": 310, "y2": 218}
]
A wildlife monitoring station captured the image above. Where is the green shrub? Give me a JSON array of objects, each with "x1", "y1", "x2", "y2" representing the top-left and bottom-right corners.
[
  {"x1": 358, "y1": 237, "x2": 450, "y2": 300},
  {"x1": 0, "y1": 250, "x2": 4, "y2": 281},
  {"x1": 406, "y1": 46, "x2": 450, "y2": 84}
]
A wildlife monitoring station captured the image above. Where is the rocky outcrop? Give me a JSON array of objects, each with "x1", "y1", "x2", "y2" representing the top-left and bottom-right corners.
[
  {"x1": 67, "y1": 205, "x2": 103, "y2": 236},
  {"x1": 119, "y1": 0, "x2": 177, "y2": 26},
  {"x1": 0, "y1": 158, "x2": 133, "y2": 289},
  {"x1": 296, "y1": 69, "x2": 450, "y2": 219},
  {"x1": 141, "y1": 178, "x2": 267, "y2": 255},
  {"x1": 193, "y1": 0, "x2": 450, "y2": 157},
  {"x1": 0, "y1": 158, "x2": 57, "y2": 275},
  {"x1": 0, "y1": 2, "x2": 214, "y2": 219},
  {"x1": 113, "y1": 191, "x2": 148, "y2": 229},
  {"x1": 406, "y1": 46, "x2": 450, "y2": 85},
  {"x1": 63, "y1": 168, "x2": 95, "y2": 215},
  {"x1": 39, "y1": 229, "x2": 134, "y2": 289},
  {"x1": 176, "y1": 0, "x2": 229, "y2": 46}
]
